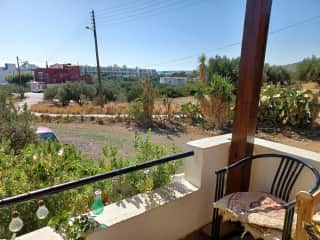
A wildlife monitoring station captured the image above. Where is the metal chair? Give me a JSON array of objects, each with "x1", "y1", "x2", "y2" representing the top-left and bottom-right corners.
[{"x1": 211, "y1": 153, "x2": 320, "y2": 240}]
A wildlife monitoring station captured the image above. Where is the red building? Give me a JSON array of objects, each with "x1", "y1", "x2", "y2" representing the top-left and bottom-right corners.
[{"x1": 34, "y1": 64, "x2": 92, "y2": 84}]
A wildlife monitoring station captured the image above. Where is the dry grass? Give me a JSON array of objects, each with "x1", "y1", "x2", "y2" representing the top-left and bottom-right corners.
[
  {"x1": 31, "y1": 100, "x2": 183, "y2": 115},
  {"x1": 31, "y1": 102, "x2": 128, "y2": 115},
  {"x1": 153, "y1": 103, "x2": 181, "y2": 115}
]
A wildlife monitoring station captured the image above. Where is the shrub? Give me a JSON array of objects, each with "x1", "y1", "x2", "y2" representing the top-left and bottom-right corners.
[
  {"x1": 181, "y1": 102, "x2": 203, "y2": 122},
  {"x1": 195, "y1": 73, "x2": 234, "y2": 129},
  {"x1": 128, "y1": 100, "x2": 145, "y2": 122},
  {"x1": 259, "y1": 84, "x2": 320, "y2": 127},
  {"x1": 207, "y1": 55, "x2": 240, "y2": 86},
  {"x1": 44, "y1": 87, "x2": 58, "y2": 100},
  {"x1": 156, "y1": 83, "x2": 195, "y2": 98},
  {"x1": 5, "y1": 72, "x2": 33, "y2": 85},
  {"x1": 127, "y1": 84, "x2": 143, "y2": 102},
  {"x1": 128, "y1": 78, "x2": 155, "y2": 125},
  {"x1": 263, "y1": 64, "x2": 291, "y2": 85},
  {"x1": 0, "y1": 88, "x2": 38, "y2": 151},
  {"x1": 207, "y1": 74, "x2": 234, "y2": 102},
  {"x1": 0, "y1": 131, "x2": 178, "y2": 238},
  {"x1": 44, "y1": 82, "x2": 97, "y2": 106}
]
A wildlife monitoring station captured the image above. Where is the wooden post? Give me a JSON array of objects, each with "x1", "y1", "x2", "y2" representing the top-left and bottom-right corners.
[
  {"x1": 295, "y1": 191, "x2": 314, "y2": 240},
  {"x1": 227, "y1": 0, "x2": 273, "y2": 193}
]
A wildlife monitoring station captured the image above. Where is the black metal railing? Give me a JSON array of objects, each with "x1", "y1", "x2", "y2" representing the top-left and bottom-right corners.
[{"x1": 0, "y1": 151, "x2": 194, "y2": 208}]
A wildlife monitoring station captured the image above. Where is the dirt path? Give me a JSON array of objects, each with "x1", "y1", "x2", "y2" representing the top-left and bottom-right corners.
[{"x1": 35, "y1": 122, "x2": 319, "y2": 161}]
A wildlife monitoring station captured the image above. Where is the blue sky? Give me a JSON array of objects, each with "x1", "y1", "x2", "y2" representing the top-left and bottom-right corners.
[{"x1": 0, "y1": 0, "x2": 319, "y2": 70}]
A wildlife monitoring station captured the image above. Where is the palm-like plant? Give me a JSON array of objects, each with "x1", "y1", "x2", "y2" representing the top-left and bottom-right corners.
[{"x1": 199, "y1": 54, "x2": 207, "y2": 85}]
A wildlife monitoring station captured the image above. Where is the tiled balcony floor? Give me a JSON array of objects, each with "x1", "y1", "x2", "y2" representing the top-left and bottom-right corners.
[
  {"x1": 182, "y1": 223, "x2": 254, "y2": 240},
  {"x1": 183, "y1": 231, "x2": 254, "y2": 240}
]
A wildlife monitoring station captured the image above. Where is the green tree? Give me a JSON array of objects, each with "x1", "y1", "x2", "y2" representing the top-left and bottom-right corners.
[
  {"x1": 199, "y1": 54, "x2": 207, "y2": 84},
  {"x1": 263, "y1": 64, "x2": 291, "y2": 85},
  {"x1": 207, "y1": 55, "x2": 240, "y2": 86},
  {"x1": 5, "y1": 72, "x2": 33, "y2": 85},
  {"x1": 44, "y1": 87, "x2": 58, "y2": 100},
  {"x1": 294, "y1": 56, "x2": 320, "y2": 83}
]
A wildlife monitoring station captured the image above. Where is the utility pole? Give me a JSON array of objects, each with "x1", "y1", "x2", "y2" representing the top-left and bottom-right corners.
[
  {"x1": 16, "y1": 56, "x2": 22, "y2": 86},
  {"x1": 88, "y1": 10, "x2": 103, "y2": 108},
  {"x1": 16, "y1": 56, "x2": 23, "y2": 99}
]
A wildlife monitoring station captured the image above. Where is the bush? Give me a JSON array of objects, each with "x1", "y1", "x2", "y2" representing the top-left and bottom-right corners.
[
  {"x1": 128, "y1": 78, "x2": 154, "y2": 125},
  {"x1": 195, "y1": 73, "x2": 234, "y2": 129},
  {"x1": 207, "y1": 74, "x2": 234, "y2": 102},
  {"x1": 128, "y1": 100, "x2": 145, "y2": 122},
  {"x1": 207, "y1": 55, "x2": 240, "y2": 86},
  {"x1": 181, "y1": 102, "x2": 203, "y2": 122},
  {"x1": 127, "y1": 84, "x2": 143, "y2": 102},
  {"x1": 45, "y1": 82, "x2": 97, "y2": 106},
  {"x1": 0, "y1": 130, "x2": 178, "y2": 238},
  {"x1": 44, "y1": 87, "x2": 58, "y2": 100},
  {"x1": 0, "y1": 88, "x2": 38, "y2": 151},
  {"x1": 5, "y1": 72, "x2": 33, "y2": 85},
  {"x1": 263, "y1": 64, "x2": 291, "y2": 85},
  {"x1": 156, "y1": 83, "x2": 195, "y2": 98},
  {"x1": 259, "y1": 84, "x2": 320, "y2": 127}
]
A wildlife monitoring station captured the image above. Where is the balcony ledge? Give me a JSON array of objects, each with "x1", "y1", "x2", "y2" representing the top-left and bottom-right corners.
[{"x1": 17, "y1": 174, "x2": 199, "y2": 240}]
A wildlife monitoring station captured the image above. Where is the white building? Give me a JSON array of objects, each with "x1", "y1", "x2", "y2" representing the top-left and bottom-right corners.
[
  {"x1": 80, "y1": 65, "x2": 156, "y2": 78},
  {"x1": 0, "y1": 64, "x2": 16, "y2": 85},
  {"x1": 0, "y1": 62, "x2": 37, "y2": 85},
  {"x1": 160, "y1": 76, "x2": 188, "y2": 86}
]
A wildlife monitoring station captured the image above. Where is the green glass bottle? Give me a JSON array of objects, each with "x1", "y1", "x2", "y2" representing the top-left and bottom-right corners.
[{"x1": 91, "y1": 189, "x2": 104, "y2": 215}]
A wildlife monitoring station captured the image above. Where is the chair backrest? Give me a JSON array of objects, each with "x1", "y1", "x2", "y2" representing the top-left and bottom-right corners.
[
  {"x1": 250, "y1": 154, "x2": 319, "y2": 202},
  {"x1": 270, "y1": 155, "x2": 305, "y2": 202}
]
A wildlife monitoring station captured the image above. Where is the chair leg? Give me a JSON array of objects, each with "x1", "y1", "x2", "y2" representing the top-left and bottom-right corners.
[
  {"x1": 211, "y1": 208, "x2": 221, "y2": 240},
  {"x1": 282, "y1": 207, "x2": 294, "y2": 240}
]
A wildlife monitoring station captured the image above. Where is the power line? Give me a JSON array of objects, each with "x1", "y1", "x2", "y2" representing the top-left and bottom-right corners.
[
  {"x1": 96, "y1": 0, "x2": 196, "y2": 25},
  {"x1": 96, "y1": 0, "x2": 194, "y2": 20},
  {"x1": 96, "y1": 0, "x2": 204, "y2": 25},
  {"x1": 143, "y1": 14, "x2": 320, "y2": 68},
  {"x1": 269, "y1": 14, "x2": 320, "y2": 35},
  {"x1": 96, "y1": 0, "x2": 174, "y2": 18},
  {"x1": 95, "y1": 0, "x2": 148, "y2": 15}
]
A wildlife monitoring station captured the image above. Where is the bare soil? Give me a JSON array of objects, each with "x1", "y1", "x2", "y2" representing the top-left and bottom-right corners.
[{"x1": 35, "y1": 121, "x2": 320, "y2": 161}]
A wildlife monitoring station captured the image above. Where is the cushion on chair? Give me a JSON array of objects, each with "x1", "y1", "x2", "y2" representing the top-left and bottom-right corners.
[{"x1": 213, "y1": 192, "x2": 296, "y2": 240}]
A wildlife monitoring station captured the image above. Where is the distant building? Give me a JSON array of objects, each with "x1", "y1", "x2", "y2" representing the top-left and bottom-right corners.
[
  {"x1": 34, "y1": 64, "x2": 92, "y2": 84},
  {"x1": 0, "y1": 64, "x2": 15, "y2": 85},
  {"x1": 158, "y1": 70, "x2": 192, "y2": 76},
  {"x1": 80, "y1": 65, "x2": 156, "y2": 78},
  {"x1": 0, "y1": 62, "x2": 37, "y2": 85},
  {"x1": 160, "y1": 76, "x2": 188, "y2": 86}
]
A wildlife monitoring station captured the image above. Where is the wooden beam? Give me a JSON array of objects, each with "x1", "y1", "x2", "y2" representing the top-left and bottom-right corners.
[{"x1": 227, "y1": 0, "x2": 273, "y2": 193}]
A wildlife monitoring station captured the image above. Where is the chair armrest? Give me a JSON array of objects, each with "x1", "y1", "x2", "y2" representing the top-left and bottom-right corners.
[
  {"x1": 214, "y1": 157, "x2": 253, "y2": 201},
  {"x1": 215, "y1": 155, "x2": 254, "y2": 175},
  {"x1": 215, "y1": 166, "x2": 228, "y2": 175},
  {"x1": 284, "y1": 200, "x2": 296, "y2": 209}
]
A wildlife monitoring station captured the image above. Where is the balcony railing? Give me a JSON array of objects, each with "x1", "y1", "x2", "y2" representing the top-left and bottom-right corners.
[{"x1": 0, "y1": 151, "x2": 194, "y2": 208}]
